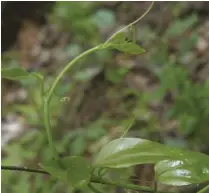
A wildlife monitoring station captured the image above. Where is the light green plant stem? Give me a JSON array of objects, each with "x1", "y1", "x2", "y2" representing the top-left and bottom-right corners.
[
  {"x1": 45, "y1": 45, "x2": 100, "y2": 101},
  {"x1": 43, "y1": 45, "x2": 100, "y2": 159},
  {"x1": 197, "y1": 184, "x2": 209, "y2": 193},
  {"x1": 104, "y1": 1, "x2": 154, "y2": 45},
  {"x1": 120, "y1": 118, "x2": 136, "y2": 138},
  {"x1": 91, "y1": 175, "x2": 172, "y2": 193}
]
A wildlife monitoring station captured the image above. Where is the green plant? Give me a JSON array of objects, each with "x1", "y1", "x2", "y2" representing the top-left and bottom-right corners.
[{"x1": 2, "y1": 2, "x2": 209, "y2": 193}]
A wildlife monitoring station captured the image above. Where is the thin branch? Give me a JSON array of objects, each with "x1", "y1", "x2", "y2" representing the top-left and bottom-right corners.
[
  {"x1": 1, "y1": 165, "x2": 172, "y2": 193},
  {"x1": 1, "y1": 165, "x2": 49, "y2": 175},
  {"x1": 197, "y1": 184, "x2": 209, "y2": 193},
  {"x1": 104, "y1": 1, "x2": 154, "y2": 44}
]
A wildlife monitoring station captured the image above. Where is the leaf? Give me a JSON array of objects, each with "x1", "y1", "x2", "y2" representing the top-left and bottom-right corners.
[
  {"x1": 101, "y1": 32, "x2": 145, "y2": 55},
  {"x1": 94, "y1": 138, "x2": 209, "y2": 186},
  {"x1": 104, "y1": 42, "x2": 145, "y2": 55},
  {"x1": 164, "y1": 14, "x2": 198, "y2": 38},
  {"x1": 61, "y1": 156, "x2": 92, "y2": 189},
  {"x1": 1, "y1": 67, "x2": 43, "y2": 81},
  {"x1": 105, "y1": 66, "x2": 129, "y2": 83},
  {"x1": 41, "y1": 156, "x2": 92, "y2": 189},
  {"x1": 1, "y1": 68, "x2": 31, "y2": 80},
  {"x1": 108, "y1": 32, "x2": 126, "y2": 44},
  {"x1": 40, "y1": 160, "x2": 66, "y2": 181},
  {"x1": 94, "y1": 138, "x2": 176, "y2": 168},
  {"x1": 70, "y1": 136, "x2": 86, "y2": 155},
  {"x1": 155, "y1": 155, "x2": 209, "y2": 186},
  {"x1": 91, "y1": 9, "x2": 116, "y2": 29}
]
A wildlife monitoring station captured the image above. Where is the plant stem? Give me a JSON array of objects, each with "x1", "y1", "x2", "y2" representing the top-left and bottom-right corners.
[
  {"x1": 45, "y1": 45, "x2": 100, "y2": 101},
  {"x1": 1, "y1": 165, "x2": 49, "y2": 175},
  {"x1": 43, "y1": 45, "x2": 100, "y2": 159},
  {"x1": 197, "y1": 184, "x2": 209, "y2": 193},
  {"x1": 91, "y1": 175, "x2": 172, "y2": 193},
  {"x1": 43, "y1": 98, "x2": 59, "y2": 160},
  {"x1": 1, "y1": 165, "x2": 172, "y2": 193},
  {"x1": 104, "y1": 1, "x2": 154, "y2": 45}
]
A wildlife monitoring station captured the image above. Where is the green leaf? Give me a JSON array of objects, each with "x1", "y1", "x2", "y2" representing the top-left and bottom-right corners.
[
  {"x1": 61, "y1": 156, "x2": 92, "y2": 189},
  {"x1": 94, "y1": 138, "x2": 209, "y2": 186},
  {"x1": 107, "y1": 32, "x2": 126, "y2": 44},
  {"x1": 94, "y1": 138, "x2": 175, "y2": 168},
  {"x1": 91, "y1": 9, "x2": 116, "y2": 29},
  {"x1": 104, "y1": 42, "x2": 145, "y2": 55},
  {"x1": 41, "y1": 156, "x2": 92, "y2": 189},
  {"x1": 1, "y1": 67, "x2": 43, "y2": 81},
  {"x1": 1, "y1": 68, "x2": 31, "y2": 80},
  {"x1": 164, "y1": 14, "x2": 198, "y2": 38},
  {"x1": 70, "y1": 136, "x2": 86, "y2": 156},
  {"x1": 40, "y1": 160, "x2": 66, "y2": 181},
  {"x1": 105, "y1": 66, "x2": 129, "y2": 83},
  {"x1": 155, "y1": 155, "x2": 209, "y2": 186}
]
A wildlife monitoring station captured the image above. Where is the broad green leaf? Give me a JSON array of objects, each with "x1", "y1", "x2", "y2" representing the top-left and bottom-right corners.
[
  {"x1": 40, "y1": 160, "x2": 66, "y2": 181},
  {"x1": 94, "y1": 138, "x2": 177, "y2": 168},
  {"x1": 61, "y1": 156, "x2": 92, "y2": 189},
  {"x1": 104, "y1": 42, "x2": 145, "y2": 55},
  {"x1": 41, "y1": 156, "x2": 92, "y2": 189},
  {"x1": 94, "y1": 138, "x2": 209, "y2": 186},
  {"x1": 155, "y1": 156, "x2": 209, "y2": 186}
]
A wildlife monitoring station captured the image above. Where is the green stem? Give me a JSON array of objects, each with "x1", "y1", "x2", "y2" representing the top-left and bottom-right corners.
[
  {"x1": 104, "y1": 1, "x2": 154, "y2": 45},
  {"x1": 1, "y1": 166, "x2": 172, "y2": 193},
  {"x1": 197, "y1": 184, "x2": 209, "y2": 193},
  {"x1": 91, "y1": 175, "x2": 172, "y2": 193},
  {"x1": 45, "y1": 45, "x2": 100, "y2": 101},
  {"x1": 43, "y1": 45, "x2": 100, "y2": 159},
  {"x1": 43, "y1": 98, "x2": 59, "y2": 160}
]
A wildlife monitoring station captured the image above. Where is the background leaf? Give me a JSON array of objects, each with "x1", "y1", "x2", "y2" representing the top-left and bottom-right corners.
[
  {"x1": 1, "y1": 68, "x2": 31, "y2": 80},
  {"x1": 61, "y1": 156, "x2": 92, "y2": 189},
  {"x1": 1, "y1": 68, "x2": 43, "y2": 81}
]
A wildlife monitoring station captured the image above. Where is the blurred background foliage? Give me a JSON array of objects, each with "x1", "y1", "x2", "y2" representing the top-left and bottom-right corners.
[{"x1": 1, "y1": 2, "x2": 209, "y2": 193}]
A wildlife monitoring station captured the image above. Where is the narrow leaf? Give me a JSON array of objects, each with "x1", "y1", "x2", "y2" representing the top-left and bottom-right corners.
[
  {"x1": 104, "y1": 42, "x2": 145, "y2": 55},
  {"x1": 107, "y1": 32, "x2": 126, "y2": 44},
  {"x1": 1, "y1": 67, "x2": 43, "y2": 81},
  {"x1": 1, "y1": 68, "x2": 31, "y2": 80}
]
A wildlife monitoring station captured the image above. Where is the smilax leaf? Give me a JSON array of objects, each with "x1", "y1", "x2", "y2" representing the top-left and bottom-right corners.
[
  {"x1": 155, "y1": 154, "x2": 209, "y2": 186},
  {"x1": 94, "y1": 138, "x2": 209, "y2": 186},
  {"x1": 94, "y1": 138, "x2": 174, "y2": 168}
]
